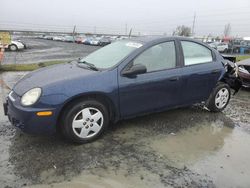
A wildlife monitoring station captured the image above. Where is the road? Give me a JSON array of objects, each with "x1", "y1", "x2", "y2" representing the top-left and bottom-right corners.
[{"x1": 0, "y1": 71, "x2": 250, "y2": 188}]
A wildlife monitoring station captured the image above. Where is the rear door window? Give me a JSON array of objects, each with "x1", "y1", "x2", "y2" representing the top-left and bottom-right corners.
[{"x1": 181, "y1": 41, "x2": 213, "y2": 66}]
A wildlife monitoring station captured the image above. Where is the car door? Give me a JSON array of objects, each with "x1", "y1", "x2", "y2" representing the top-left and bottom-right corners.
[
  {"x1": 179, "y1": 40, "x2": 223, "y2": 104},
  {"x1": 118, "y1": 40, "x2": 183, "y2": 118}
]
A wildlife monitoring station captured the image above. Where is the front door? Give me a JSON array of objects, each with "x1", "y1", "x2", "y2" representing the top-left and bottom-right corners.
[{"x1": 118, "y1": 41, "x2": 183, "y2": 118}]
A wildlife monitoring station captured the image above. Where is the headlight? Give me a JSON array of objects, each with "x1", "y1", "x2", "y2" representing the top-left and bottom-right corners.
[{"x1": 21, "y1": 88, "x2": 42, "y2": 106}]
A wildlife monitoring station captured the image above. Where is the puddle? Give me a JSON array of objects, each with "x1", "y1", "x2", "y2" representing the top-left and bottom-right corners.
[
  {"x1": 150, "y1": 123, "x2": 250, "y2": 188},
  {"x1": 150, "y1": 120, "x2": 232, "y2": 167}
]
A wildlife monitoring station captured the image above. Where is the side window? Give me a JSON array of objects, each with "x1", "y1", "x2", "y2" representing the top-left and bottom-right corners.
[
  {"x1": 181, "y1": 41, "x2": 213, "y2": 66},
  {"x1": 133, "y1": 41, "x2": 176, "y2": 72}
]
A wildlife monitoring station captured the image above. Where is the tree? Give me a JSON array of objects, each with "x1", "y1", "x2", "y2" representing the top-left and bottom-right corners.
[
  {"x1": 173, "y1": 25, "x2": 191, "y2": 37},
  {"x1": 224, "y1": 23, "x2": 231, "y2": 37}
]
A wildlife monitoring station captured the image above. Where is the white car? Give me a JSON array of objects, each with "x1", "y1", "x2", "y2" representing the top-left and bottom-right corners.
[
  {"x1": 52, "y1": 36, "x2": 64, "y2": 41},
  {"x1": 90, "y1": 37, "x2": 101, "y2": 46},
  {"x1": 6, "y1": 41, "x2": 25, "y2": 51},
  {"x1": 208, "y1": 42, "x2": 218, "y2": 49},
  {"x1": 216, "y1": 43, "x2": 228, "y2": 53}
]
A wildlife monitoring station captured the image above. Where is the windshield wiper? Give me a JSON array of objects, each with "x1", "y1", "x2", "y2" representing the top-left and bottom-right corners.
[{"x1": 78, "y1": 60, "x2": 99, "y2": 71}]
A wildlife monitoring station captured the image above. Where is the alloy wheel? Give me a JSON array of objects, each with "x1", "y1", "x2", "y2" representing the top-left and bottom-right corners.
[
  {"x1": 72, "y1": 107, "x2": 104, "y2": 138},
  {"x1": 215, "y1": 88, "x2": 229, "y2": 109}
]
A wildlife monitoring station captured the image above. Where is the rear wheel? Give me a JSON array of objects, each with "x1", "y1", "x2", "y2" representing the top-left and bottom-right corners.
[
  {"x1": 206, "y1": 83, "x2": 231, "y2": 112},
  {"x1": 61, "y1": 99, "x2": 109, "y2": 143}
]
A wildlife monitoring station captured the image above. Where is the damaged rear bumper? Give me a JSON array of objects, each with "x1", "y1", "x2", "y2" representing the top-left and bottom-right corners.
[{"x1": 221, "y1": 60, "x2": 242, "y2": 94}]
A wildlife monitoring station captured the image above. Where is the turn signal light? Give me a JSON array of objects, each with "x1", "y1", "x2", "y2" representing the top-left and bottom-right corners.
[{"x1": 36, "y1": 111, "x2": 53, "y2": 116}]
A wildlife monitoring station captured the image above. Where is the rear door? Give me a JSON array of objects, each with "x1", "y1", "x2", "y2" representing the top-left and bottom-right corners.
[{"x1": 179, "y1": 40, "x2": 223, "y2": 104}]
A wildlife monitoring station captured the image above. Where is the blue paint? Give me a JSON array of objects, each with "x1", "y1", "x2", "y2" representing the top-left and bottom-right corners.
[{"x1": 4, "y1": 37, "x2": 226, "y2": 135}]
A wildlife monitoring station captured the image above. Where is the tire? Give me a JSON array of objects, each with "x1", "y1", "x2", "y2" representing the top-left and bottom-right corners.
[
  {"x1": 61, "y1": 99, "x2": 109, "y2": 143},
  {"x1": 206, "y1": 83, "x2": 231, "y2": 112},
  {"x1": 9, "y1": 44, "x2": 18, "y2": 51}
]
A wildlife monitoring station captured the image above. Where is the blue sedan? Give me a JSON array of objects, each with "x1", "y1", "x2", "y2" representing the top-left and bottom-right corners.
[{"x1": 4, "y1": 37, "x2": 241, "y2": 143}]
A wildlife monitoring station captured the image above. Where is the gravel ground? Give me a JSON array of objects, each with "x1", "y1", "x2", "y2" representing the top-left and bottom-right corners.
[
  {"x1": 0, "y1": 71, "x2": 250, "y2": 188},
  {"x1": 2, "y1": 38, "x2": 100, "y2": 64}
]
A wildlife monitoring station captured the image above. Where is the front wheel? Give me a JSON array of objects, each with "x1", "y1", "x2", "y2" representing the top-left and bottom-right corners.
[
  {"x1": 61, "y1": 99, "x2": 109, "y2": 143},
  {"x1": 206, "y1": 83, "x2": 231, "y2": 112},
  {"x1": 9, "y1": 44, "x2": 18, "y2": 51}
]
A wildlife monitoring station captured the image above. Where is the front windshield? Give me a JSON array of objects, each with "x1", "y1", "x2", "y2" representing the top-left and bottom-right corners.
[{"x1": 79, "y1": 40, "x2": 143, "y2": 69}]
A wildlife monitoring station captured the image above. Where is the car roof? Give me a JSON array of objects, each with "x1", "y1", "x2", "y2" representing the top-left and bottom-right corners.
[{"x1": 128, "y1": 36, "x2": 201, "y2": 44}]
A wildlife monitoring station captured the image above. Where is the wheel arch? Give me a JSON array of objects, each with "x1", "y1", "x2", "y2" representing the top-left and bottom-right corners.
[
  {"x1": 8, "y1": 44, "x2": 18, "y2": 51},
  {"x1": 56, "y1": 92, "x2": 118, "y2": 131}
]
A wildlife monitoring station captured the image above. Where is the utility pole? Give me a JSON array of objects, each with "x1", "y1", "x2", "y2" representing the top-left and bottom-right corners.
[
  {"x1": 128, "y1": 28, "x2": 132, "y2": 38},
  {"x1": 125, "y1": 23, "x2": 128, "y2": 35},
  {"x1": 72, "y1": 25, "x2": 76, "y2": 36},
  {"x1": 192, "y1": 12, "x2": 196, "y2": 36}
]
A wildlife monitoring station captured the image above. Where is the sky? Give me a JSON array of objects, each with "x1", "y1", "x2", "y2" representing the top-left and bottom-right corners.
[{"x1": 0, "y1": 0, "x2": 250, "y2": 37}]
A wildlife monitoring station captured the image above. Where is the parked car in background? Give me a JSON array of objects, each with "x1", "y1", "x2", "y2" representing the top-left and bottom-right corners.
[
  {"x1": 239, "y1": 40, "x2": 250, "y2": 53},
  {"x1": 208, "y1": 42, "x2": 218, "y2": 49},
  {"x1": 208, "y1": 42, "x2": 228, "y2": 53},
  {"x1": 99, "y1": 37, "x2": 112, "y2": 46},
  {"x1": 75, "y1": 36, "x2": 86, "y2": 44},
  {"x1": 90, "y1": 37, "x2": 101, "y2": 46},
  {"x1": 53, "y1": 36, "x2": 64, "y2": 41},
  {"x1": 4, "y1": 36, "x2": 241, "y2": 143},
  {"x1": 216, "y1": 43, "x2": 228, "y2": 53},
  {"x1": 110, "y1": 36, "x2": 118, "y2": 41},
  {"x1": 117, "y1": 36, "x2": 129, "y2": 41},
  {"x1": 5, "y1": 40, "x2": 25, "y2": 51},
  {"x1": 83, "y1": 37, "x2": 93, "y2": 45},
  {"x1": 238, "y1": 58, "x2": 250, "y2": 87},
  {"x1": 37, "y1": 35, "x2": 45, "y2": 39},
  {"x1": 64, "y1": 36, "x2": 75, "y2": 42},
  {"x1": 228, "y1": 39, "x2": 250, "y2": 54},
  {"x1": 44, "y1": 35, "x2": 54, "y2": 40}
]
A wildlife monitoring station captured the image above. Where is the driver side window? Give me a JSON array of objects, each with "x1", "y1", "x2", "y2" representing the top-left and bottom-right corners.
[{"x1": 133, "y1": 41, "x2": 176, "y2": 72}]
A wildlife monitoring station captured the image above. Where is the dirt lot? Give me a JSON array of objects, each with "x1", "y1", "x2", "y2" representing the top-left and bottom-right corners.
[
  {"x1": 0, "y1": 70, "x2": 249, "y2": 188},
  {"x1": 0, "y1": 40, "x2": 250, "y2": 188},
  {"x1": 2, "y1": 38, "x2": 100, "y2": 64}
]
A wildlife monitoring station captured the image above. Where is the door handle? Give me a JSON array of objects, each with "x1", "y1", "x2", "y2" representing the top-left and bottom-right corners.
[
  {"x1": 211, "y1": 69, "x2": 220, "y2": 74},
  {"x1": 169, "y1": 76, "x2": 179, "y2": 81}
]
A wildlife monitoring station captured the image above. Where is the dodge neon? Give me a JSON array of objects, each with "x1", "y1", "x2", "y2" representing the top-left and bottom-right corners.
[{"x1": 4, "y1": 36, "x2": 241, "y2": 143}]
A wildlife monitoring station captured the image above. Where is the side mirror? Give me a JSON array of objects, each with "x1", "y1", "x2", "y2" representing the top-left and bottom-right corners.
[{"x1": 122, "y1": 64, "x2": 147, "y2": 77}]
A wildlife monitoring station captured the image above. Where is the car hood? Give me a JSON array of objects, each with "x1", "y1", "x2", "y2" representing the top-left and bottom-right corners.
[{"x1": 13, "y1": 62, "x2": 96, "y2": 96}]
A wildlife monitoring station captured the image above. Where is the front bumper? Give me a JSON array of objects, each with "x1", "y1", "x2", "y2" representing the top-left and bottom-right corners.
[
  {"x1": 4, "y1": 93, "x2": 57, "y2": 135},
  {"x1": 17, "y1": 44, "x2": 25, "y2": 50}
]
